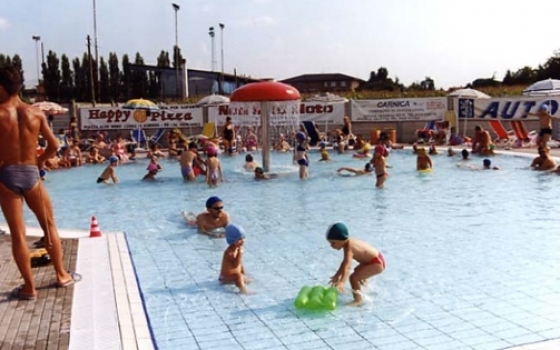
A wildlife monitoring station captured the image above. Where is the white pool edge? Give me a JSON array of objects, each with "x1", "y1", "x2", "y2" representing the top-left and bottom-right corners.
[{"x1": 0, "y1": 225, "x2": 155, "y2": 350}]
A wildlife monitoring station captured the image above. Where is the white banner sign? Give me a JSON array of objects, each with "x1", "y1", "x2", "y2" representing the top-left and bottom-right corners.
[
  {"x1": 351, "y1": 98, "x2": 447, "y2": 122},
  {"x1": 208, "y1": 101, "x2": 345, "y2": 126},
  {"x1": 79, "y1": 106, "x2": 204, "y2": 130},
  {"x1": 465, "y1": 97, "x2": 560, "y2": 120}
]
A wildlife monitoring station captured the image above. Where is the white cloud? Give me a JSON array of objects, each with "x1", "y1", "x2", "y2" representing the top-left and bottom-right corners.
[{"x1": 0, "y1": 17, "x2": 9, "y2": 30}]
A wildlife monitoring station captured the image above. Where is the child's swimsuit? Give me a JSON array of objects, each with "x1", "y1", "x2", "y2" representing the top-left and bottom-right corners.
[{"x1": 371, "y1": 252, "x2": 386, "y2": 269}]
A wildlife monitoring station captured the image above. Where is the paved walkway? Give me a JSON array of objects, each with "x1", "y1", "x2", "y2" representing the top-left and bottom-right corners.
[{"x1": 0, "y1": 233, "x2": 77, "y2": 350}]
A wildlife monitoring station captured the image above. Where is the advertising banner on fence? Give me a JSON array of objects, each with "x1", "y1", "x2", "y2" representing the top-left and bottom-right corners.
[
  {"x1": 208, "y1": 101, "x2": 345, "y2": 126},
  {"x1": 79, "y1": 106, "x2": 204, "y2": 130},
  {"x1": 461, "y1": 97, "x2": 560, "y2": 120},
  {"x1": 351, "y1": 98, "x2": 447, "y2": 122}
]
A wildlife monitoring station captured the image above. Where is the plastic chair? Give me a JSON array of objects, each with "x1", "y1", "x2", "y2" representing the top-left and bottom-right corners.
[
  {"x1": 147, "y1": 128, "x2": 166, "y2": 147},
  {"x1": 130, "y1": 128, "x2": 148, "y2": 149}
]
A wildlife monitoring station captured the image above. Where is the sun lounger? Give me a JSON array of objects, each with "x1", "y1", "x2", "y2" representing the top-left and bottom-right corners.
[
  {"x1": 415, "y1": 120, "x2": 437, "y2": 143},
  {"x1": 510, "y1": 120, "x2": 534, "y2": 147},
  {"x1": 488, "y1": 120, "x2": 515, "y2": 148},
  {"x1": 301, "y1": 121, "x2": 322, "y2": 146}
]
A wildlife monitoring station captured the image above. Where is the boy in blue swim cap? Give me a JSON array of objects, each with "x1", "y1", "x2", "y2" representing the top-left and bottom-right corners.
[
  {"x1": 96, "y1": 156, "x2": 119, "y2": 184},
  {"x1": 220, "y1": 224, "x2": 250, "y2": 294},
  {"x1": 326, "y1": 221, "x2": 385, "y2": 306}
]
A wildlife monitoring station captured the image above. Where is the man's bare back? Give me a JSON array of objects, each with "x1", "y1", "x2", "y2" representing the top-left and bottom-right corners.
[
  {"x1": 0, "y1": 103, "x2": 57, "y2": 167},
  {"x1": 0, "y1": 66, "x2": 75, "y2": 300}
]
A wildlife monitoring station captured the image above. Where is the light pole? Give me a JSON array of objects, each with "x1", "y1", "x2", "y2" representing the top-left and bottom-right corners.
[
  {"x1": 172, "y1": 3, "x2": 180, "y2": 99},
  {"x1": 209, "y1": 27, "x2": 216, "y2": 72},
  {"x1": 219, "y1": 23, "x2": 224, "y2": 94},
  {"x1": 219, "y1": 23, "x2": 224, "y2": 74},
  {"x1": 32, "y1": 36, "x2": 41, "y2": 86}
]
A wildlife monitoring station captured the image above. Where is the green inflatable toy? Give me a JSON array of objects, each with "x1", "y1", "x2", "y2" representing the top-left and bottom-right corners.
[{"x1": 294, "y1": 285, "x2": 338, "y2": 311}]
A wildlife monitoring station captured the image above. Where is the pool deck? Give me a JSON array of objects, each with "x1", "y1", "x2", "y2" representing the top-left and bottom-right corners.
[{"x1": 0, "y1": 146, "x2": 559, "y2": 350}]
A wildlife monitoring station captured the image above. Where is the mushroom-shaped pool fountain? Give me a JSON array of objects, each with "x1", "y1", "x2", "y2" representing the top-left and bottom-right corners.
[{"x1": 230, "y1": 81, "x2": 301, "y2": 171}]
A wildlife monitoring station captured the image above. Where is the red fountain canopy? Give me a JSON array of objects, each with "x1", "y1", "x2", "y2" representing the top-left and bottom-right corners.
[{"x1": 230, "y1": 81, "x2": 301, "y2": 102}]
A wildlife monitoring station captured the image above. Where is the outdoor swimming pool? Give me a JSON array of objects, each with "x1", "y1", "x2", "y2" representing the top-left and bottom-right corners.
[{"x1": 19, "y1": 149, "x2": 560, "y2": 349}]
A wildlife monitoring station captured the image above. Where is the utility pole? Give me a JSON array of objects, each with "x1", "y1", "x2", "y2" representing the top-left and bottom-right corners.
[
  {"x1": 172, "y1": 3, "x2": 180, "y2": 100},
  {"x1": 87, "y1": 35, "x2": 96, "y2": 105},
  {"x1": 93, "y1": 0, "x2": 100, "y2": 102}
]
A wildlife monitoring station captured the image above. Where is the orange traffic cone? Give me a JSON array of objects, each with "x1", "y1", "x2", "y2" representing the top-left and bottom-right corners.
[{"x1": 89, "y1": 216, "x2": 102, "y2": 238}]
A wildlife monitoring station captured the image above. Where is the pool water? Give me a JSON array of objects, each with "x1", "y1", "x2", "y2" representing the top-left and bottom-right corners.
[{"x1": 24, "y1": 150, "x2": 560, "y2": 349}]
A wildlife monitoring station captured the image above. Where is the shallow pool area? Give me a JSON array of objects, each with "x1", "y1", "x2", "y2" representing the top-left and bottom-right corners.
[{"x1": 18, "y1": 150, "x2": 560, "y2": 349}]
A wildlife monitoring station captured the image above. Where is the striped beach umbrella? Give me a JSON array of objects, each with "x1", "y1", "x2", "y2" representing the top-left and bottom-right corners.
[{"x1": 122, "y1": 98, "x2": 160, "y2": 111}]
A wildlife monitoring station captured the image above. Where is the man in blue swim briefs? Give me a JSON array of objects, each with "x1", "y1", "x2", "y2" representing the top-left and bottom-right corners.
[{"x1": 0, "y1": 66, "x2": 78, "y2": 300}]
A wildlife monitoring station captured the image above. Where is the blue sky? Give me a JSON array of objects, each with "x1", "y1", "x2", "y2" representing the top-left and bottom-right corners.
[{"x1": 2, "y1": 0, "x2": 560, "y2": 89}]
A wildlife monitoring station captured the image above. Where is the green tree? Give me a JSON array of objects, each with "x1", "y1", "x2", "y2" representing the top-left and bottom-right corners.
[
  {"x1": 172, "y1": 46, "x2": 184, "y2": 69},
  {"x1": 108, "y1": 52, "x2": 120, "y2": 101},
  {"x1": 99, "y1": 57, "x2": 110, "y2": 102},
  {"x1": 42, "y1": 51, "x2": 61, "y2": 101},
  {"x1": 121, "y1": 54, "x2": 130, "y2": 99},
  {"x1": 131, "y1": 52, "x2": 148, "y2": 98},
  {"x1": 60, "y1": 54, "x2": 73, "y2": 101},
  {"x1": 73, "y1": 56, "x2": 87, "y2": 101},
  {"x1": 11, "y1": 55, "x2": 25, "y2": 89},
  {"x1": 157, "y1": 50, "x2": 170, "y2": 67}
]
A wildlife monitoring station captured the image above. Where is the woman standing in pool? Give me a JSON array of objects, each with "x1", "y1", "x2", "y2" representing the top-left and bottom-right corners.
[
  {"x1": 294, "y1": 131, "x2": 309, "y2": 179},
  {"x1": 222, "y1": 117, "x2": 235, "y2": 155}
]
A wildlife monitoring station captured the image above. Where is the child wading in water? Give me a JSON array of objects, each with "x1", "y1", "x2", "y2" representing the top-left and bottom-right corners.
[
  {"x1": 143, "y1": 156, "x2": 162, "y2": 181},
  {"x1": 220, "y1": 224, "x2": 250, "y2": 294},
  {"x1": 97, "y1": 156, "x2": 119, "y2": 184},
  {"x1": 294, "y1": 131, "x2": 309, "y2": 179},
  {"x1": 373, "y1": 145, "x2": 388, "y2": 188},
  {"x1": 326, "y1": 222, "x2": 385, "y2": 306},
  {"x1": 205, "y1": 147, "x2": 224, "y2": 187}
]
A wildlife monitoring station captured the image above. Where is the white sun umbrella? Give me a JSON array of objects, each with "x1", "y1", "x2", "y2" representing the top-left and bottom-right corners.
[
  {"x1": 522, "y1": 79, "x2": 560, "y2": 97},
  {"x1": 448, "y1": 88, "x2": 491, "y2": 136},
  {"x1": 195, "y1": 94, "x2": 230, "y2": 137},
  {"x1": 196, "y1": 94, "x2": 230, "y2": 107},
  {"x1": 522, "y1": 79, "x2": 560, "y2": 116}
]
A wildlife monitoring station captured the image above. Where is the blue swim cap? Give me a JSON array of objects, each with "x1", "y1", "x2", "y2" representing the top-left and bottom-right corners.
[
  {"x1": 319, "y1": 141, "x2": 326, "y2": 148},
  {"x1": 326, "y1": 222, "x2": 349, "y2": 241},
  {"x1": 539, "y1": 102, "x2": 550, "y2": 113},
  {"x1": 296, "y1": 131, "x2": 306, "y2": 141},
  {"x1": 225, "y1": 224, "x2": 246, "y2": 245},
  {"x1": 39, "y1": 169, "x2": 47, "y2": 178},
  {"x1": 109, "y1": 156, "x2": 118, "y2": 163},
  {"x1": 206, "y1": 196, "x2": 222, "y2": 208},
  {"x1": 483, "y1": 159, "x2": 491, "y2": 167}
]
